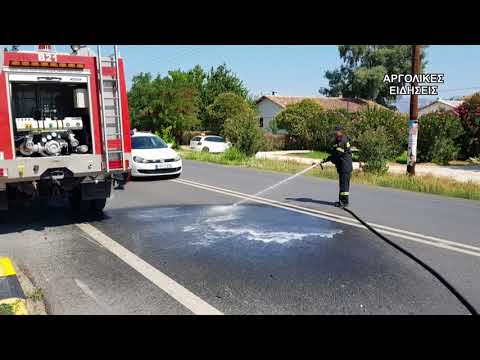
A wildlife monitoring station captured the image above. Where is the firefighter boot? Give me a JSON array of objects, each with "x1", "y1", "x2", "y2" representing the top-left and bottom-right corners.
[{"x1": 335, "y1": 193, "x2": 349, "y2": 208}]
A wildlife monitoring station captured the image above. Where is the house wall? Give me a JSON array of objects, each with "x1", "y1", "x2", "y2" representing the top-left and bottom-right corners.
[
  {"x1": 418, "y1": 102, "x2": 455, "y2": 116},
  {"x1": 256, "y1": 99, "x2": 284, "y2": 131}
]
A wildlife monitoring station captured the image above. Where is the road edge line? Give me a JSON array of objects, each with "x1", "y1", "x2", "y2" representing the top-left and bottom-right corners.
[{"x1": 75, "y1": 223, "x2": 223, "y2": 315}]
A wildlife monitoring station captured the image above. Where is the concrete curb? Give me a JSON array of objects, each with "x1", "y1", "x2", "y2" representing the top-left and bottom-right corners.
[
  {"x1": 0, "y1": 257, "x2": 47, "y2": 315},
  {"x1": 0, "y1": 257, "x2": 28, "y2": 315}
]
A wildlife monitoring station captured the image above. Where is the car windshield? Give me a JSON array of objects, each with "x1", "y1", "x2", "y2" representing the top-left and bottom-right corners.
[
  {"x1": 206, "y1": 137, "x2": 224, "y2": 142},
  {"x1": 132, "y1": 136, "x2": 168, "y2": 149}
]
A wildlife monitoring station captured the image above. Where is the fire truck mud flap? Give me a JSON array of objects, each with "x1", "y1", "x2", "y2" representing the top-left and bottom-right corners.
[
  {"x1": 0, "y1": 189, "x2": 7, "y2": 210},
  {"x1": 80, "y1": 179, "x2": 112, "y2": 201}
]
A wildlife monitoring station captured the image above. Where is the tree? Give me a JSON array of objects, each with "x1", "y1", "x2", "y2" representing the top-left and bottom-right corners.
[
  {"x1": 200, "y1": 63, "x2": 250, "y2": 127},
  {"x1": 128, "y1": 72, "x2": 157, "y2": 130},
  {"x1": 321, "y1": 45, "x2": 427, "y2": 108},
  {"x1": 128, "y1": 70, "x2": 201, "y2": 141},
  {"x1": 223, "y1": 110, "x2": 264, "y2": 156},
  {"x1": 274, "y1": 100, "x2": 325, "y2": 149},
  {"x1": 206, "y1": 92, "x2": 251, "y2": 133}
]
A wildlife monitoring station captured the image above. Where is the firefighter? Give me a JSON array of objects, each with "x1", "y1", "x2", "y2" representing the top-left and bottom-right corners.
[{"x1": 321, "y1": 125, "x2": 353, "y2": 208}]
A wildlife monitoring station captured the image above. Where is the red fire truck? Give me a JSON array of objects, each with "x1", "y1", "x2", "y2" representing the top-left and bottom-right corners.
[{"x1": 0, "y1": 45, "x2": 131, "y2": 212}]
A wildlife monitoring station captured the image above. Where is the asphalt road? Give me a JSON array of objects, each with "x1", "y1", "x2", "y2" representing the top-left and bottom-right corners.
[{"x1": 1, "y1": 159, "x2": 479, "y2": 314}]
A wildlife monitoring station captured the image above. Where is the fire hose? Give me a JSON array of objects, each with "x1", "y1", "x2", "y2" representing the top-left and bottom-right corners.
[{"x1": 314, "y1": 160, "x2": 478, "y2": 315}]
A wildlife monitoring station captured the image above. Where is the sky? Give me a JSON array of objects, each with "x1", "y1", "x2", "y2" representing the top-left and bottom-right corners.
[{"x1": 3, "y1": 45, "x2": 480, "y2": 111}]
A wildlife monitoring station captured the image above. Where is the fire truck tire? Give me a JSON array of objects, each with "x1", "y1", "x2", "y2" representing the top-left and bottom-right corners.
[
  {"x1": 68, "y1": 190, "x2": 90, "y2": 214},
  {"x1": 91, "y1": 198, "x2": 107, "y2": 212}
]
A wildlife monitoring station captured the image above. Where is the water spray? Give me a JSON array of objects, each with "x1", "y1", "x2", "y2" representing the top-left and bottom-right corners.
[{"x1": 233, "y1": 162, "x2": 321, "y2": 207}]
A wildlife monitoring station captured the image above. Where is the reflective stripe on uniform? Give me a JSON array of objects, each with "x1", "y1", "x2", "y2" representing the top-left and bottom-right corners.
[
  {"x1": 336, "y1": 147, "x2": 345, "y2": 153},
  {"x1": 346, "y1": 142, "x2": 350, "y2": 148},
  {"x1": 340, "y1": 192, "x2": 349, "y2": 196}
]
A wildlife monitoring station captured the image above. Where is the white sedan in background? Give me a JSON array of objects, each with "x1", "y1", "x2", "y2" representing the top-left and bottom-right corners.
[
  {"x1": 131, "y1": 132, "x2": 182, "y2": 178},
  {"x1": 189, "y1": 135, "x2": 231, "y2": 153}
]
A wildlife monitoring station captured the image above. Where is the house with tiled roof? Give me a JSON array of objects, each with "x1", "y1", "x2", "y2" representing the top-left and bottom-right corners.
[
  {"x1": 418, "y1": 99, "x2": 464, "y2": 116},
  {"x1": 255, "y1": 95, "x2": 382, "y2": 130}
]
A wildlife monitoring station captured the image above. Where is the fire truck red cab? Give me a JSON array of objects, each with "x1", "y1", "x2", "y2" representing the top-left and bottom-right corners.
[{"x1": 0, "y1": 45, "x2": 131, "y2": 212}]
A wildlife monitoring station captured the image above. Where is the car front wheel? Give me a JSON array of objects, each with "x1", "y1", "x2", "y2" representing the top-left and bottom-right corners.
[{"x1": 202, "y1": 147, "x2": 210, "y2": 152}]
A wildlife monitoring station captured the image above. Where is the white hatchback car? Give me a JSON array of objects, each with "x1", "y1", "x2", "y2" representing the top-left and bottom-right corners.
[
  {"x1": 131, "y1": 132, "x2": 182, "y2": 178},
  {"x1": 189, "y1": 135, "x2": 230, "y2": 153}
]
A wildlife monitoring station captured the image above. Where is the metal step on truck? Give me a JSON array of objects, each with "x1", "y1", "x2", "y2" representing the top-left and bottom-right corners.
[{"x1": 0, "y1": 45, "x2": 132, "y2": 213}]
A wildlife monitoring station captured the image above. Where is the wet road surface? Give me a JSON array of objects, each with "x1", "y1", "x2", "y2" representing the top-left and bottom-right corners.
[
  {"x1": 0, "y1": 159, "x2": 477, "y2": 314},
  {"x1": 90, "y1": 204, "x2": 466, "y2": 314}
]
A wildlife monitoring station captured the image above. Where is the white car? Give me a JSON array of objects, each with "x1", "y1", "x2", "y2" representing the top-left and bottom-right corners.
[
  {"x1": 131, "y1": 132, "x2": 182, "y2": 178},
  {"x1": 189, "y1": 135, "x2": 230, "y2": 153}
]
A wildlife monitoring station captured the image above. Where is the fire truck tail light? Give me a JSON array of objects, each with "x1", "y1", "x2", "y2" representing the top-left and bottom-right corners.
[{"x1": 0, "y1": 169, "x2": 7, "y2": 177}]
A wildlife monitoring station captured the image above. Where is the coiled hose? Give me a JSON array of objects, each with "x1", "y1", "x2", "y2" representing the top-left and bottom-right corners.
[{"x1": 341, "y1": 206, "x2": 478, "y2": 315}]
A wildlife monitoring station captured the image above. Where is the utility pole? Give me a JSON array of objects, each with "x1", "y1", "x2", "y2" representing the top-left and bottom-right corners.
[{"x1": 407, "y1": 45, "x2": 421, "y2": 176}]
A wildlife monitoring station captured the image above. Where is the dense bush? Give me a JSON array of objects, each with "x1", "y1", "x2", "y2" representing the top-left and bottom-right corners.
[
  {"x1": 206, "y1": 92, "x2": 252, "y2": 133},
  {"x1": 348, "y1": 107, "x2": 408, "y2": 157},
  {"x1": 356, "y1": 127, "x2": 394, "y2": 174},
  {"x1": 455, "y1": 93, "x2": 480, "y2": 158},
  {"x1": 261, "y1": 133, "x2": 286, "y2": 151},
  {"x1": 308, "y1": 110, "x2": 350, "y2": 151},
  {"x1": 273, "y1": 100, "x2": 324, "y2": 149},
  {"x1": 223, "y1": 111, "x2": 264, "y2": 156},
  {"x1": 417, "y1": 111, "x2": 464, "y2": 163},
  {"x1": 155, "y1": 126, "x2": 179, "y2": 149},
  {"x1": 431, "y1": 137, "x2": 459, "y2": 165}
]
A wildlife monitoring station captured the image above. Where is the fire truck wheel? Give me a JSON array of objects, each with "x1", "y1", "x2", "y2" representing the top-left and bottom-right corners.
[
  {"x1": 68, "y1": 191, "x2": 90, "y2": 214},
  {"x1": 91, "y1": 198, "x2": 107, "y2": 212}
]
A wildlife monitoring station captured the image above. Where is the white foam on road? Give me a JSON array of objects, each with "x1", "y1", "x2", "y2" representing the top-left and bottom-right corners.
[
  {"x1": 210, "y1": 225, "x2": 342, "y2": 244},
  {"x1": 180, "y1": 204, "x2": 343, "y2": 246}
]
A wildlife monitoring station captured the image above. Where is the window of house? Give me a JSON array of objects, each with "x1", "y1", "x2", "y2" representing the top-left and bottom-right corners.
[{"x1": 259, "y1": 117, "x2": 264, "y2": 127}]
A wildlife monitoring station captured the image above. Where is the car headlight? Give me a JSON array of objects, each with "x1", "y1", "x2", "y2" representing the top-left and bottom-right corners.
[
  {"x1": 174, "y1": 155, "x2": 181, "y2": 161},
  {"x1": 133, "y1": 156, "x2": 147, "y2": 163}
]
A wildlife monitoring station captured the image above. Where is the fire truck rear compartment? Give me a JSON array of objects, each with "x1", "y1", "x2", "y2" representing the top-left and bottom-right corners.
[{"x1": 11, "y1": 81, "x2": 93, "y2": 158}]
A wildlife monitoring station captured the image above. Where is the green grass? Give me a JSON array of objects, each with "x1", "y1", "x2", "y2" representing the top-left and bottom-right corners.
[
  {"x1": 26, "y1": 288, "x2": 43, "y2": 302},
  {"x1": 0, "y1": 303, "x2": 15, "y2": 315},
  {"x1": 179, "y1": 149, "x2": 480, "y2": 201}
]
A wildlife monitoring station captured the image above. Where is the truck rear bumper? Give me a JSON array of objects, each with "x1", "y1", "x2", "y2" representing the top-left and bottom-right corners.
[{"x1": 0, "y1": 154, "x2": 103, "y2": 183}]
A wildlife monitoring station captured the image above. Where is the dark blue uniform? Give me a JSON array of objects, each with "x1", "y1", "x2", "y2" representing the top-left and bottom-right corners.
[{"x1": 325, "y1": 135, "x2": 353, "y2": 206}]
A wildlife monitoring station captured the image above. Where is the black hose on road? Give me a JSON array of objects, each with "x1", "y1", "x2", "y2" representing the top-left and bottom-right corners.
[{"x1": 341, "y1": 206, "x2": 478, "y2": 316}]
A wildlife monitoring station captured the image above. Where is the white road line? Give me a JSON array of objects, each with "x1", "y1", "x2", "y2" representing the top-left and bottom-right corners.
[
  {"x1": 173, "y1": 178, "x2": 480, "y2": 258},
  {"x1": 75, "y1": 223, "x2": 223, "y2": 315}
]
